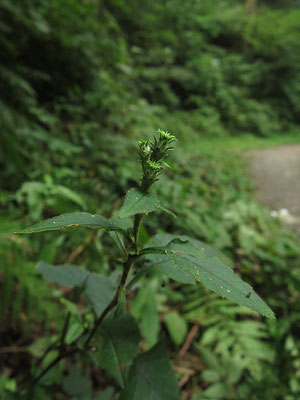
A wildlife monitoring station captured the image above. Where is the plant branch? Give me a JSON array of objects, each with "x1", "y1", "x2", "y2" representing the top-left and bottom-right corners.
[
  {"x1": 60, "y1": 312, "x2": 71, "y2": 350},
  {"x1": 24, "y1": 132, "x2": 177, "y2": 394},
  {"x1": 31, "y1": 347, "x2": 77, "y2": 388},
  {"x1": 84, "y1": 293, "x2": 118, "y2": 347},
  {"x1": 84, "y1": 253, "x2": 137, "y2": 347},
  {"x1": 30, "y1": 252, "x2": 139, "y2": 391}
]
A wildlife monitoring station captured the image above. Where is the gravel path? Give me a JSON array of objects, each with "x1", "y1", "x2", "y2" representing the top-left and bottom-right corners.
[{"x1": 248, "y1": 144, "x2": 300, "y2": 234}]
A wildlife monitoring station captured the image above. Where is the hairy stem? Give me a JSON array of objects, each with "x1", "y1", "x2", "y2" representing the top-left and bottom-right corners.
[{"x1": 133, "y1": 213, "x2": 143, "y2": 252}]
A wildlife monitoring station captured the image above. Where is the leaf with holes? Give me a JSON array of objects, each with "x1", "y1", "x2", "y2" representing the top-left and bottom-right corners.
[
  {"x1": 142, "y1": 239, "x2": 275, "y2": 319},
  {"x1": 16, "y1": 212, "x2": 120, "y2": 234},
  {"x1": 93, "y1": 313, "x2": 141, "y2": 387},
  {"x1": 119, "y1": 188, "x2": 160, "y2": 218},
  {"x1": 119, "y1": 341, "x2": 180, "y2": 400}
]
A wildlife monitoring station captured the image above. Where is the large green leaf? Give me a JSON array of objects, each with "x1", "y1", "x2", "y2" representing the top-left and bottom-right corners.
[
  {"x1": 142, "y1": 234, "x2": 220, "y2": 285},
  {"x1": 147, "y1": 233, "x2": 220, "y2": 257},
  {"x1": 16, "y1": 212, "x2": 119, "y2": 234},
  {"x1": 119, "y1": 188, "x2": 160, "y2": 218},
  {"x1": 119, "y1": 342, "x2": 180, "y2": 400},
  {"x1": 142, "y1": 239, "x2": 275, "y2": 319},
  {"x1": 37, "y1": 262, "x2": 115, "y2": 315},
  {"x1": 131, "y1": 282, "x2": 160, "y2": 348},
  {"x1": 62, "y1": 366, "x2": 92, "y2": 400},
  {"x1": 38, "y1": 262, "x2": 89, "y2": 287},
  {"x1": 85, "y1": 275, "x2": 116, "y2": 316},
  {"x1": 93, "y1": 387, "x2": 114, "y2": 400},
  {"x1": 93, "y1": 313, "x2": 141, "y2": 387}
]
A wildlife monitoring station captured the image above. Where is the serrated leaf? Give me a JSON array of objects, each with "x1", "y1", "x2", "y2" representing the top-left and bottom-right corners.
[
  {"x1": 147, "y1": 233, "x2": 220, "y2": 257},
  {"x1": 119, "y1": 188, "x2": 160, "y2": 218},
  {"x1": 143, "y1": 239, "x2": 275, "y2": 319},
  {"x1": 119, "y1": 342, "x2": 180, "y2": 400},
  {"x1": 143, "y1": 234, "x2": 220, "y2": 284},
  {"x1": 93, "y1": 313, "x2": 141, "y2": 387},
  {"x1": 16, "y1": 212, "x2": 119, "y2": 234}
]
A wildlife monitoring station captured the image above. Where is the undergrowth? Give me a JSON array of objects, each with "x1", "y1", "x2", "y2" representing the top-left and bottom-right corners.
[{"x1": 1, "y1": 132, "x2": 300, "y2": 399}]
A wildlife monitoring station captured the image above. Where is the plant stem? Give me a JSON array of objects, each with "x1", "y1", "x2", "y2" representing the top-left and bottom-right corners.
[
  {"x1": 126, "y1": 268, "x2": 146, "y2": 292},
  {"x1": 84, "y1": 293, "x2": 118, "y2": 347},
  {"x1": 84, "y1": 253, "x2": 137, "y2": 347},
  {"x1": 133, "y1": 213, "x2": 143, "y2": 252},
  {"x1": 29, "y1": 209, "x2": 143, "y2": 392},
  {"x1": 31, "y1": 348, "x2": 77, "y2": 389},
  {"x1": 60, "y1": 312, "x2": 71, "y2": 350}
]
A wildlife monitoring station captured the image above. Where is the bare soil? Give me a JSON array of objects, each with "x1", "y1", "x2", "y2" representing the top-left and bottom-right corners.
[{"x1": 247, "y1": 144, "x2": 300, "y2": 234}]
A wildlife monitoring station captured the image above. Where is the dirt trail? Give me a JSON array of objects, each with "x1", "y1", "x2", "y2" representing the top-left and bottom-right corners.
[{"x1": 248, "y1": 144, "x2": 300, "y2": 234}]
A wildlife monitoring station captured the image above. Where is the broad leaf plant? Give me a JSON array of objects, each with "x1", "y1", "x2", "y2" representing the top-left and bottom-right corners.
[{"x1": 17, "y1": 130, "x2": 275, "y2": 399}]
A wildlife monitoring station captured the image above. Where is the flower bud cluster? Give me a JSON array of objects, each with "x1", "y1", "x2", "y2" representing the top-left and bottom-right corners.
[{"x1": 138, "y1": 129, "x2": 176, "y2": 192}]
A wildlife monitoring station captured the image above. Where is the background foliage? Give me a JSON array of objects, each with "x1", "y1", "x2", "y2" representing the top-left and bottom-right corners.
[{"x1": 1, "y1": 0, "x2": 300, "y2": 399}]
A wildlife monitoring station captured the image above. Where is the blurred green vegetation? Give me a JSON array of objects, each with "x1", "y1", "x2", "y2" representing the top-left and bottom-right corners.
[{"x1": 1, "y1": 0, "x2": 300, "y2": 399}]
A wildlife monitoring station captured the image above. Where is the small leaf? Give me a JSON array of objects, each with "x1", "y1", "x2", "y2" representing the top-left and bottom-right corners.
[
  {"x1": 65, "y1": 322, "x2": 84, "y2": 344},
  {"x1": 109, "y1": 231, "x2": 128, "y2": 258},
  {"x1": 201, "y1": 383, "x2": 229, "y2": 399},
  {"x1": 119, "y1": 188, "x2": 160, "y2": 218},
  {"x1": 164, "y1": 312, "x2": 187, "y2": 345},
  {"x1": 93, "y1": 313, "x2": 141, "y2": 387},
  {"x1": 28, "y1": 338, "x2": 50, "y2": 358},
  {"x1": 143, "y1": 238, "x2": 275, "y2": 319},
  {"x1": 202, "y1": 369, "x2": 221, "y2": 383},
  {"x1": 60, "y1": 298, "x2": 81, "y2": 316},
  {"x1": 119, "y1": 342, "x2": 180, "y2": 400},
  {"x1": 16, "y1": 212, "x2": 119, "y2": 234},
  {"x1": 159, "y1": 206, "x2": 177, "y2": 218}
]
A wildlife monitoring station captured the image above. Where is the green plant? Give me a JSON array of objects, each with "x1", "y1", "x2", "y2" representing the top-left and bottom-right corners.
[
  {"x1": 12, "y1": 131, "x2": 275, "y2": 399},
  {"x1": 15, "y1": 174, "x2": 86, "y2": 220}
]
